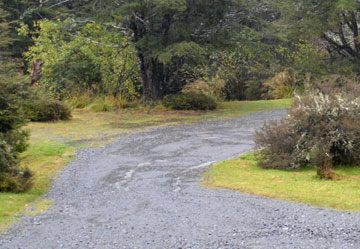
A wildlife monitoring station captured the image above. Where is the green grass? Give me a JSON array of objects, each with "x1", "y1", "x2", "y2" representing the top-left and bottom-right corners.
[
  {"x1": 204, "y1": 153, "x2": 360, "y2": 211},
  {"x1": 0, "y1": 142, "x2": 76, "y2": 231},
  {"x1": 0, "y1": 99, "x2": 292, "y2": 231}
]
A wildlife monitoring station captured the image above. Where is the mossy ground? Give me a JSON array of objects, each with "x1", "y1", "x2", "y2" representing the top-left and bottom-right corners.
[
  {"x1": 0, "y1": 99, "x2": 291, "y2": 231},
  {"x1": 204, "y1": 153, "x2": 360, "y2": 211}
]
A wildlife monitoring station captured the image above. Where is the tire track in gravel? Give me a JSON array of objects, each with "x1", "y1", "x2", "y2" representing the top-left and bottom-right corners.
[{"x1": 1, "y1": 109, "x2": 360, "y2": 249}]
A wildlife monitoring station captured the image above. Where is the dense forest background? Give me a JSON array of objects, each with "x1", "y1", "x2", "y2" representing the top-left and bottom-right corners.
[
  {"x1": 4, "y1": 0, "x2": 359, "y2": 102},
  {"x1": 2, "y1": 0, "x2": 360, "y2": 190}
]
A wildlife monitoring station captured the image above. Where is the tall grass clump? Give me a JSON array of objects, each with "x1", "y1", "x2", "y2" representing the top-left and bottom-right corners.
[
  {"x1": 85, "y1": 97, "x2": 114, "y2": 112},
  {"x1": 263, "y1": 69, "x2": 298, "y2": 99},
  {"x1": 64, "y1": 93, "x2": 93, "y2": 109}
]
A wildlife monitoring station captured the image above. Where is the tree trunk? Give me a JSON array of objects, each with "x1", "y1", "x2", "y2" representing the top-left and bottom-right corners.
[
  {"x1": 317, "y1": 158, "x2": 333, "y2": 180},
  {"x1": 30, "y1": 59, "x2": 43, "y2": 85},
  {"x1": 136, "y1": 53, "x2": 163, "y2": 102}
]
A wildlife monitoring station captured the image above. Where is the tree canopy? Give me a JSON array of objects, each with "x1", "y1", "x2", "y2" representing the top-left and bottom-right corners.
[
  {"x1": 276, "y1": 0, "x2": 360, "y2": 61},
  {"x1": 115, "y1": 0, "x2": 241, "y2": 100}
]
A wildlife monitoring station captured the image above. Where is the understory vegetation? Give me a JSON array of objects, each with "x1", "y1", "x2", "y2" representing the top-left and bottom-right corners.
[
  {"x1": 256, "y1": 77, "x2": 360, "y2": 179},
  {"x1": 163, "y1": 93, "x2": 217, "y2": 111},
  {"x1": 0, "y1": 80, "x2": 32, "y2": 193}
]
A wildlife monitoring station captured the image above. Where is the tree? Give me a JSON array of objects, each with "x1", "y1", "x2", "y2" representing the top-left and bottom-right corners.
[
  {"x1": 1, "y1": 0, "x2": 51, "y2": 58},
  {"x1": 111, "y1": 0, "x2": 240, "y2": 101},
  {"x1": 21, "y1": 18, "x2": 140, "y2": 99},
  {"x1": 0, "y1": 6, "x2": 32, "y2": 192},
  {"x1": 276, "y1": 0, "x2": 360, "y2": 61},
  {"x1": 1, "y1": 0, "x2": 99, "y2": 59},
  {"x1": 19, "y1": 0, "x2": 281, "y2": 101}
]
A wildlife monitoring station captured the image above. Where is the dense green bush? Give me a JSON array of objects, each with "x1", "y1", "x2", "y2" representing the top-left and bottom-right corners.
[
  {"x1": 0, "y1": 80, "x2": 33, "y2": 192},
  {"x1": 23, "y1": 97, "x2": 72, "y2": 122},
  {"x1": 255, "y1": 76, "x2": 360, "y2": 179},
  {"x1": 0, "y1": 130, "x2": 33, "y2": 193},
  {"x1": 0, "y1": 6, "x2": 33, "y2": 192},
  {"x1": 163, "y1": 93, "x2": 217, "y2": 111}
]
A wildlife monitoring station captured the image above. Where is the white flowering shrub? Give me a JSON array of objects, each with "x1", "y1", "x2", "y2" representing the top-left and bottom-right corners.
[{"x1": 255, "y1": 76, "x2": 360, "y2": 179}]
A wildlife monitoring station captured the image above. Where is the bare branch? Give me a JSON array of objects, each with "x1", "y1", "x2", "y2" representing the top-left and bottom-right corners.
[
  {"x1": 48, "y1": 0, "x2": 71, "y2": 9},
  {"x1": 132, "y1": 12, "x2": 146, "y2": 24},
  {"x1": 323, "y1": 33, "x2": 353, "y2": 58},
  {"x1": 70, "y1": 18, "x2": 128, "y2": 35},
  {"x1": 73, "y1": 35, "x2": 130, "y2": 49},
  {"x1": 20, "y1": 0, "x2": 70, "y2": 19}
]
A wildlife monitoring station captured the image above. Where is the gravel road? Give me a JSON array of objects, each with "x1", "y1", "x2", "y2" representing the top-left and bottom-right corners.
[{"x1": 1, "y1": 109, "x2": 360, "y2": 249}]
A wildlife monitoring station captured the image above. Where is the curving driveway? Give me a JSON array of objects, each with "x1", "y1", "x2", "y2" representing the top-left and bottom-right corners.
[{"x1": 1, "y1": 110, "x2": 360, "y2": 249}]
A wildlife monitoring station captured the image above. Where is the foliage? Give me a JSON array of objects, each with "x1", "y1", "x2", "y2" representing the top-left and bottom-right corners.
[
  {"x1": 114, "y1": 0, "x2": 249, "y2": 100},
  {"x1": 23, "y1": 97, "x2": 72, "y2": 122},
  {"x1": 85, "y1": 98, "x2": 114, "y2": 113},
  {"x1": 273, "y1": 41, "x2": 330, "y2": 78},
  {"x1": 1, "y1": 0, "x2": 88, "y2": 62},
  {"x1": 0, "y1": 6, "x2": 33, "y2": 192},
  {"x1": 202, "y1": 29, "x2": 276, "y2": 101},
  {"x1": 182, "y1": 76, "x2": 226, "y2": 101},
  {"x1": 256, "y1": 76, "x2": 360, "y2": 179},
  {"x1": 16, "y1": 0, "x2": 345, "y2": 103},
  {"x1": 107, "y1": 95, "x2": 139, "y2": 110},
  {"x1": 0, "y1": 135, "x2": 32, "y2": 193},
  {"x1": 263, "y1": 69, "x2": 298, "y2": 99},
  {"x1": 163, "y1": 93, "x2": 217, "y2": 111},
  {"x1": 0, "y1": 78, "x2": 32, "y2": 192},
  {"x1": 21, "y1": 19, "x2": 140, "y2": 100},
  {"x1": 179, "y1": 31, "x2": 318, "y2": 102},
  {"x1": 64, "y1": 93, "x2": 93, "y2": 109},
  {"x1": 1, "y1": 0, "x2": 42, "y2": 59},
  {"x1": 274, "y1": 0, "x2": 360, "y2": 70},
  {"x1": 0, "y1": 79, "x2": 33, "y2": 192}
]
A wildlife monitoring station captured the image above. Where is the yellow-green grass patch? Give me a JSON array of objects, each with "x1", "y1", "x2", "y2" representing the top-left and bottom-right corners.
[
  {"x1": 204, "y1": 153, "x2": 360, "y2": 211},
  {"x1": 0, "y1": 142, "x2": 76, "y2": 232}
]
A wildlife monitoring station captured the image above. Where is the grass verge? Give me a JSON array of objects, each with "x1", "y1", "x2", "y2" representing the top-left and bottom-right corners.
[
  {"x1": 0, "y1": 99, "x2": 291, "y2": 231},
  {"x1": 204, "y1": 153, "x2": 360, "y2": 211}
]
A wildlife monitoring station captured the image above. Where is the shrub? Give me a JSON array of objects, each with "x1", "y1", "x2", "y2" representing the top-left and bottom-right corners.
[
  {"x1": 107, "y1": 95, "x2": 139, "y2": 109},
  {"x1": 163, "y1": 92, "x2": 217, "y2": 110},
  {"x1": 1, "y1": 12, "x2": 33, "y2": 192},
  {"x1": 182, "y1": 76, "x2": 226, "y2": 100},
  {"x1": 0, "y1": 137, "x2": 33, "y2": 193},
  {"x1": 0, "y1": 80, "x2": 33, "y2": 192},
  {"x1": 64, "y1": 93, "x2": 93, "y2": 109},
  {"x1": 255, "y1": 119, "x2": 302, "y2": 170},
  {"x1": 182, "y1": 80, "x2": 211, "y2": 95},
  {"x1": 255, "y1": 76, "x2": 360, "y2": 179},
  {"x1": 263, "y1": 69, "x2": 298, "y2": 99},
  {"x1": 85, "y1": 97, "x2": 114, "y2": 112},
  {"x1": 23, "y1": 98, "x2": 72, "y2": 122}
]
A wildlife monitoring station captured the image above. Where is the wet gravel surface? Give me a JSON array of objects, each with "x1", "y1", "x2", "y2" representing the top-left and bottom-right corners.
[{"x1": 1, "y1": 109, "x2": 360, "y2": 249}]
